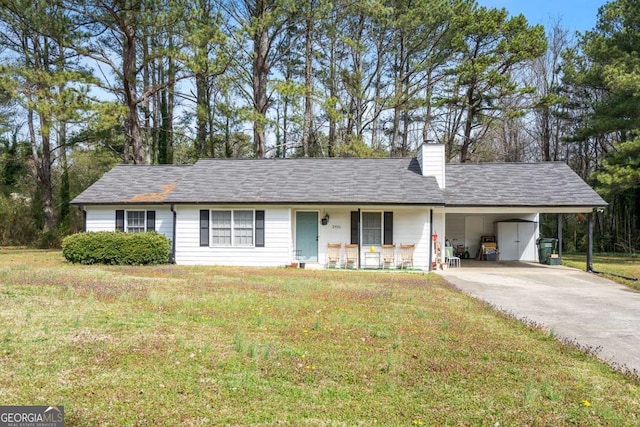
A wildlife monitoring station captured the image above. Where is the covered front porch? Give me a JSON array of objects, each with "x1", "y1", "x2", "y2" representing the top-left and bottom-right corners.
[{"x1": 291, "y1": 206, "x2": 438, "y2": 270}]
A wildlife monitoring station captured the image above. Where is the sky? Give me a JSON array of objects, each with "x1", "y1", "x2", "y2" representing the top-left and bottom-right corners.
[{"x1": 476, "y1": 0, "x2": 608, "y2": 34}]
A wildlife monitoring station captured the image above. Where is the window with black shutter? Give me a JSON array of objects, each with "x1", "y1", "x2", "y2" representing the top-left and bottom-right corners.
[
  {"x1": 146, "y1": 211, "x2": 156, "y2": 232},
  {"x1": 115, "y1": 210, "x2": 124, "y2": 231},
  {"x1": 350, "y1": 211, "x2": 360, "y2": 244},
  {"x1": 384, "y1": 211, "x2": 393, "y2": 245},
  {"x1": 255, "y1": 210, "x2": 265, "y2": 247},
  {"x1": 199, "y1": 210, "x2": 209, "y2": 246}
]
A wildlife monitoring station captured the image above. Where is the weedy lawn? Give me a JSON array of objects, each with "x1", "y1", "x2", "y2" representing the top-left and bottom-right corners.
[
  {"x1": 1, "y1": 249, "x2": 639, "y2": 426},
  {"x1": 563, "y1": 253, "x2": 640, "y2": 291}
]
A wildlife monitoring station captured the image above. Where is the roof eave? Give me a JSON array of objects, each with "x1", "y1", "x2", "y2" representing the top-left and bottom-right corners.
[{"x1": 72, "y1": 200, "x2": 445, "y2": 206}]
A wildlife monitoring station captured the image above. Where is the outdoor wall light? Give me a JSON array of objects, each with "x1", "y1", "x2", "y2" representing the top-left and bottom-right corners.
[{"x1": 321, "y1": 213, "x2": 330, "y2": 225}]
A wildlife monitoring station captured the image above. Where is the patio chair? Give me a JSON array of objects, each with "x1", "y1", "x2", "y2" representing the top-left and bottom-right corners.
[
  {"x1": 326, "y1": 243, "x2": 342, "y2": 268},
  {"x1": 399, "y1": 244, "x2": 415, "y2": 269},
  {"x1": 344, "y1": 244, "x2": 359, "y2": 269},
  {"x1": 444, "y1": 245, "x2": 461, "y2": 268},
  {"x1": 381, "y1": 244, "x2": 396, "y2": 269}
]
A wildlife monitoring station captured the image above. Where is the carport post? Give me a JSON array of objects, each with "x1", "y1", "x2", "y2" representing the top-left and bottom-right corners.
[
  {"x1": 557, "y1": 213, "x2": 563, "y2": 262},
  {"x1": 586, "y1": 212, "x2": 594, "y2": 272},
  {"x1": 428, "y1": 209, "x2": 433, "y2": 272}
]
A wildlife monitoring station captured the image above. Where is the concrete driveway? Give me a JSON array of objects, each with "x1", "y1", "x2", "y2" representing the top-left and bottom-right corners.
[{"x1": 438, "y1": 261, "x2": 640, "y2": 374}]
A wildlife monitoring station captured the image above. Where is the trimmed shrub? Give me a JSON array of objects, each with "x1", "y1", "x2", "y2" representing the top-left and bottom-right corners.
[{"x1": 62, "y1": 231, "x2": 171, "y2": 265}]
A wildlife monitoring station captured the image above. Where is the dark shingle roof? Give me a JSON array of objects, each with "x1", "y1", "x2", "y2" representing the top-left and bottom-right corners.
[
  {"x1": 71, "y1": 158, "x2": 607, "y2": 208},
  {"x1": 166, "y1": 158, "x2": 442, "y2": 205},
  {"x1": 444, "y1": 162, "x2": 608, "y2": 207},
  {"x1": 71, "y1": 158, "x2": 443, "y2": 205},
  {"x1": 70, "y1": 165, "x2": 190, "y2": 205}
]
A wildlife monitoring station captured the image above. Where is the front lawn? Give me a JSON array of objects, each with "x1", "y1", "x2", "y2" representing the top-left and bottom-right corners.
[
  {"x1": 563, "y1": 253, "x2": 640, "y2": 291},
  {"x1": 1, "y1": 249, "x2": 638, "y2": 425}
]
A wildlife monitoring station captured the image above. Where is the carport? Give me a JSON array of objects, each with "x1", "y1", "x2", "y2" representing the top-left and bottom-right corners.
[{"x1": 433, "y1": 162, "x2": 609, "y2": 270}]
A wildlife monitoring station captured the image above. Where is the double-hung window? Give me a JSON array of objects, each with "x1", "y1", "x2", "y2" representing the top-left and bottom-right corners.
[
  {"x1": 126, "y1": 211, "x2": 146, "y2": 233},
  {"x1": 362, "y1": 212, "x2": 382, "y2": 246},
  {"x1": 211, "y1": 210, "x2": 254, "y2": 247},
  {"x1": 233, "y1": 211, "x2": 254, "y2": 246},
  {"x1": 116, "y1": 210, "x2": 155, "y2": 233},
  {"x1": 211, "y1": 211, "x2": 232, "y2": 245}
]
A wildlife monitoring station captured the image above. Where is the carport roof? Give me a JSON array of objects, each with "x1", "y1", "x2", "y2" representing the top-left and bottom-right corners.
[{"x1": 444, "y1": 162, "x2": 608, "y2": 208}]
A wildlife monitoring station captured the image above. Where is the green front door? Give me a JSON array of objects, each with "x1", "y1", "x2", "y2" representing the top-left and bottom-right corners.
[{"x1": 296, "y1": 212, "x2": 318, "y2": 262}]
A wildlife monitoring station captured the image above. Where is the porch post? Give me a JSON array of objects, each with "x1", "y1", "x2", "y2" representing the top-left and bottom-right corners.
[
  {"x1": 557, "y1": 213, "x2": 563, "y2": 262},
  {"x1": 428, "y1": 209, "x2": 433, "y2": 272},
  {"x1": 586, "y1": 212, "x2": 594, "y2": 272},
  {"x1": 358, "y1": 208, "x2": 361, "y2": 269}
]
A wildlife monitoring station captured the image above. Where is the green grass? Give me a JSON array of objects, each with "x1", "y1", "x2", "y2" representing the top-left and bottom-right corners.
[
  {"x1": 563, "y1": 253, "x2": 640, "y2": 291},
  {"x1": 1, "y1": 249, "x2": 639, "y2": 426}
]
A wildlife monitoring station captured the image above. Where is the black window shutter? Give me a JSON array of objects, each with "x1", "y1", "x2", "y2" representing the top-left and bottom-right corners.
[
  {"x1": 115, "y1": 210, "x2": 124, "y2": 231},
  {"x1": 350, "y1": 211, "x2": 360, "y2": 244},
  {"x1": 255, "y1": 210, "x2": 265, "y2": 247},
  {"x1": 384, "y1": 211, "x2": 393, "y2": 245},
  {"x1": 146, "y1": 211, "x2": 156, "y2": 231},
  {"x1": 199, "y1": 210, "x2": 209, "y2": 246}
]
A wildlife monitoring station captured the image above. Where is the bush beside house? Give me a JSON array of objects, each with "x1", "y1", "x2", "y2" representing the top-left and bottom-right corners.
[{"x1": 62, "y1": 231, "x2": 170, "y2": 265}]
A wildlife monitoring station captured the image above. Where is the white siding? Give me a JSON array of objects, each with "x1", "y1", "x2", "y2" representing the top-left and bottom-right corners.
[
  {"x1": 393, "y1": 209, "x2": 432, "y2": 268},
  {"x1": 417, "y1": 143, "x2": 445, "y2": 188},
  {"x1": 433, "y1": 209, "x2": 448, "y2": 262},
  {"x1": 175, "y1": 206, "x2": 291, "y2": 266},
  {"x1": 87, "y1": 204, "x2": 437, "y2": 268},
  {"x1": 299, "y1": 207, "x2": 433, "y2": 269},
  {"x1": 315, "y1": 209, "x2": 351, "y2": 266},
  {"x1": 85, "y1": 205, "x2": 173, "y2": 242}
]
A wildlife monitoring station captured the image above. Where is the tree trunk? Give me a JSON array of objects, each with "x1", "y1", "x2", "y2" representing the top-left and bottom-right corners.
[
  {"x1": 123, "y1": 24, "x2": 144, "y2": 164},
  {"x1": 196, "y1": 71, "x2": 208, "y2": 157},
  {"x1": 28, "y1": 108, "x2": 55, "y2": 233},
  {"x1": 252, "y1": 2, "x2": 270, "y2": 159},
  {"x1": 302, "y1": 9, "x2": 313, "y2": 157},
  {"x1": 460, "y1": 84, "x2": 476, "y2": 163},
  {"x1": 422, "y1": 71, "x2": 433, "y2": 145},
  {"x1": 371, "y1": 39, "x2": 384, "y2": 151}
]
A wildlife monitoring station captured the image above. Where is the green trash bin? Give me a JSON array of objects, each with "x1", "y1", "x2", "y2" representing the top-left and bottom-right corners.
[{"x1": 536, "y1": 237, "x2": 558, "y2": 265}]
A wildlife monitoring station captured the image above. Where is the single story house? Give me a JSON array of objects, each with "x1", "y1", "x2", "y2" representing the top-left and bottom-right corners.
[{"x1": 70, "y1": 144, "x2": 608, "y2": 269}]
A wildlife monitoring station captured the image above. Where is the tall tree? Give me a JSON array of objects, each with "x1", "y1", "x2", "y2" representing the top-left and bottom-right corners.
[
  {"x1": 181, "y1": 0, "x2": 228, "y2": 158},
  {"x1": 445, "y1": 6, "x2": 546, "y2": 162},
  {"x1": 69, "y1": 0, "x2": 188, "y2": 164},
  {"x1": 528, "y1": 21, "x2": 573, "y2": 161},
  {"x1": 227, "y1": 0, "x2": 293, "y2": 158},
  {"x1": 0, "y1": 0, "x2": 92, "y2": 233},
  {"x1": 562, "y1": 0, "x2": 640, "y2": 252},
  {"x1": 584, "y1": 0, "x2": 640, "y2": 195}
]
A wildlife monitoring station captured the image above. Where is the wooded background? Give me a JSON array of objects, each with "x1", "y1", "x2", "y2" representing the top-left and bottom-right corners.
[{"x1": 0, "y1": 0, "x2": 637, "y2": 251}]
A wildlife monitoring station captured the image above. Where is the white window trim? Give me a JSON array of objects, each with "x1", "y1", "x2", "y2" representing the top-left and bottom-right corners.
[
  {"x1": 362, "y1": 211, "x2": 383, "y2": 246},
  {"x1": 125, "y1": 210, "x2": 146, "y2": 233},
  {"x1": 210, "y1": 209, "x2": 255, "y2": 248}
]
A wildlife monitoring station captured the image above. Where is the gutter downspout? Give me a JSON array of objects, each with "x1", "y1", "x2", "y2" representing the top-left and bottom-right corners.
[
  {"x1": 586, "y1": 212, "x2": 593, "y2": 273},
  {"x1": 358, "y1": 208, "x2": 361, "y2": 269},
  {"x1": 79, "y1": 205, "x2": 86, "y2": 232},
  {"x1": 170, "y1": 204, "x2": 177, "y2": 264},
  {"x1": 557, "y1": 213, "x2": 563, "y2": 263},
  {"x1": 428, "y1": 209, "x2": 433, "y2": 272}
]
